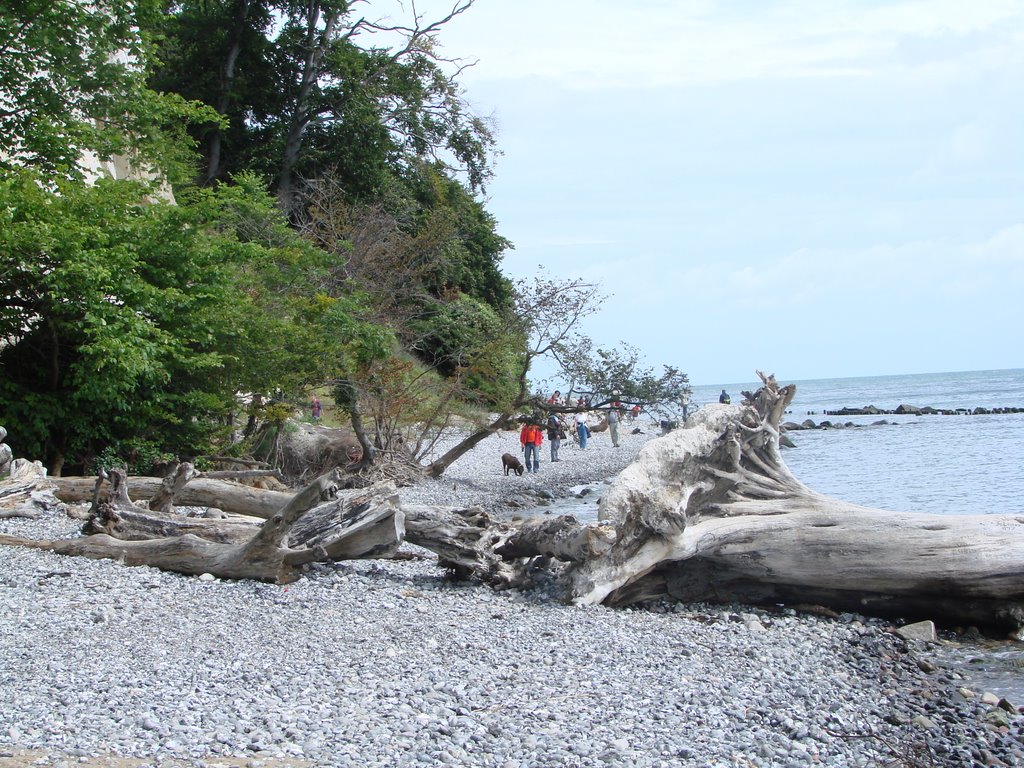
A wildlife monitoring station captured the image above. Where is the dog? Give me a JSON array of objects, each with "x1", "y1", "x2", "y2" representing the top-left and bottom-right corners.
[{"x1": 501, "y1": 452, "x2": 525, "y2": 476}]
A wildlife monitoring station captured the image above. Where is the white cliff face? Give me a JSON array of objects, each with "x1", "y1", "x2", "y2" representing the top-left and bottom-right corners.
[
  {"x1": 0, "y1": 9, "x2": 174, "y2": 202},
  {"x1": 78, "y1": 145, "x2": 175, "y2": 202}
]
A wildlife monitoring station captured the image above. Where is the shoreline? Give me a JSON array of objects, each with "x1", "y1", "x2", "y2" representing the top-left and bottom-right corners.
[
  {"x1": 2, "y1": 420, "x2": 1023, "y2": 766},
  {"x1": 400, "y1": 418, "x2": 660, "y2": 515}
]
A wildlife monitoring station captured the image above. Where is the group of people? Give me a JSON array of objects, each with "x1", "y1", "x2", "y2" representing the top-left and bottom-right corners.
[{"x1": 517, "y1": 391, "x2": 631, "y2": 472}]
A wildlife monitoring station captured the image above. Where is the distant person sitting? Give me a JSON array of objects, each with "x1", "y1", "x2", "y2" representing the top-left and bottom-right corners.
[
  {"x1": 719, "y1": 389, "x2": 731, "y2": 404},
  {"x1": 548, "y1": 390, "x2": 561, "y2": 405}
]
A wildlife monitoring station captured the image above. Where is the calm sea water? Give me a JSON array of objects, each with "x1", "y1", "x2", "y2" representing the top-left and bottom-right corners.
[{"x1": 691, "y1": 369, "x2": 1024, "y2": 516}]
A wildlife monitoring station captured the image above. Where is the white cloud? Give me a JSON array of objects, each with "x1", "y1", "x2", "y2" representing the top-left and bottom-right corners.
[
  {"x1": 965, "y1": 224, "x2": 1024, "y2": 265},
  {"x1": 435, "y1": 0, "x2": 1024, "y2": 88}
]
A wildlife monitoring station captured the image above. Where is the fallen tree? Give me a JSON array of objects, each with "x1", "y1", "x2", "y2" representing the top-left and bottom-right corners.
[
  {"x1": 3, "y1": 374, "x2": 1023, "y2": 633},
  {"x1": 570, "y1": 372, "x2": 1024, "y2": 632},
  {"x1": 1, "y1": 464, "x2": 404, "y2": 583},
  {"x1": 52, "y1": 474, "x2": 293, "y2": 518}
]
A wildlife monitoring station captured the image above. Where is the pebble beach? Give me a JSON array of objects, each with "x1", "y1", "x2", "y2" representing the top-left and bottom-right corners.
[{"x1": 2, "y1": 420, "x2": 1023, "y2": 767}]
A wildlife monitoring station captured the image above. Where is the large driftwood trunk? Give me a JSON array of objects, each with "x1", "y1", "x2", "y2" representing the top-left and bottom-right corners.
[
  {"x1": 1, "y1": 470, "x2": 405, "y2": 583},
  {"x1": 569, "y1": 372, "x2": 1024, "y2": 631}
]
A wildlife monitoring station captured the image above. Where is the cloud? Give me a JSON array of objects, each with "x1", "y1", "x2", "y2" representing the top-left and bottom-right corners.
[
  {"x1": 966, "y1": 224, "x2": 1024, "y2": 266},
  {"x1": 440, "y1": 0, "x2": 1024, "y2": 89},
  {"x1": 417, "y1": 0, "x2": 1024, "y2": 382}
]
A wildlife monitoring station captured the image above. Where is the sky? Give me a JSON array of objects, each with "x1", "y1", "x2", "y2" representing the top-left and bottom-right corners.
[{"x1": 396, "y1": 0, "x2": 1023, "y2": 386}]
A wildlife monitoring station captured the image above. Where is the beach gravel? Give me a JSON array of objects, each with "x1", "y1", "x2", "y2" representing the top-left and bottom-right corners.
[{"x1": 1, "y1": 421, "x2": 1022, "y2": 766}]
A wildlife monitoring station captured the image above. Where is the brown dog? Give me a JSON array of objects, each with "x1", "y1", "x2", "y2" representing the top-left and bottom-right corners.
[{"x1": 501, "y1": 452, "x2": 525, "y2": 476}]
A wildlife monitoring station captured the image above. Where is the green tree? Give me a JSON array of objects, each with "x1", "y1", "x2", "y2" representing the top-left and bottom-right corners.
[
  {"x1": 0, "y1": 170, "x2": 386, "y2": 474},
  {"x1": 149, "y1": 0, "x2": 494, "y2": 206},
  {"x1": 0, "y1": 0, "x2": 210, "y2": 182},
  {"x1": 421, "y1": 274, "x2": 689, "y2": 477},
  {"x1": 146, "y1": 0, "x2": 278, "y2": 185}
]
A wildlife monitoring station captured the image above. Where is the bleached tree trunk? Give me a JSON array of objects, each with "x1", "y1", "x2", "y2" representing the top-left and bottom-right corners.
[
  {"x1": 0, "y1": 458, "x2": 65, "y2": 520},
  {"x1": 53, "y1": 475, "x2": 293, "y2": 518},
  {"x1": 566, "y1": 372, "x2": 1024, "y2": 632},
  {"x1": 1, "y1": 471, "x2": 404, "y2": 583}
]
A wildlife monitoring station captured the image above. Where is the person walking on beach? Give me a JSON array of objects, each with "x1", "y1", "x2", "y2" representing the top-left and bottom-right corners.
[
  {"x1": 607, "y1": 405, "x2": 621, "y2": 447},
  {"x1": 575, "y1": 411, "x2": 590, "y2": 449},
  {"x1": 520, "y1": 421, "x2": 543, "y2": 473},
  {"x1": 546, "y1": 414, "x2": 565, "y2": 462}
]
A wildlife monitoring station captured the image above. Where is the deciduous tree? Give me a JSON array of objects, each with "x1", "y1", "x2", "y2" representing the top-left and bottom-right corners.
[
  {"x1": 0, "y1": 171, "x2": 387, "y2": 475},
  {"x1": 0, "y1": 0, "x2": 210, "y2": 182}
]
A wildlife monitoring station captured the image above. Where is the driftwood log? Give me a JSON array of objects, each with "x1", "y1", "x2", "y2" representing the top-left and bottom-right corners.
[
  {"x1": 401, "y1": 504, "x2": 613, "y2": 586},
  {"x1": 53, "y1": 474, "x2": 293, "y2": 518},
  {"x1": 4, "y1": 375, "x2": 1024, "y2": 634},
  {"x1": 0, "y1": 458, "x2": 66, "y2": 520},
  {"x1": 0, "y1": 467, "x2": 405, "y2": 583},
  {"x1": 568, "y1": 372, "x2": 1024, "y2": 632}
]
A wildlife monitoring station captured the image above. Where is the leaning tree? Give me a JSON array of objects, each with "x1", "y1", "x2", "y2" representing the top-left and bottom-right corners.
[{"x1": 419, "y1": 273, "x2": 690, "y2": 478}]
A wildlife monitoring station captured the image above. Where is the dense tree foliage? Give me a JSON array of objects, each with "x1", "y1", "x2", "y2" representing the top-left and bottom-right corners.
[
  {"x1": 0, "y1": 0, "x2": 209, "y2": 182},
  {"x1": 0, "y1": 170, "x2": 384, "y2": 474},
  {"x1": 149, "y1": 0, "x2": 493, "y2": 205},
  {"x1": 0, "y1": 0, "x2": 687, "y2": 479}
]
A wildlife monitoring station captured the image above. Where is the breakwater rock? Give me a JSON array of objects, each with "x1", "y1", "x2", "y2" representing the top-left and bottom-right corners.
[
  {"x1": 823, "y1": 404, "x2": 1023, "y2": 417},
  {"x1": 782, "y1": 418, "x2": 891, "y2": 432}
]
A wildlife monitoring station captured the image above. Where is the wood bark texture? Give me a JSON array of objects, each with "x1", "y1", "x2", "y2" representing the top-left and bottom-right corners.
[
  {"x1": 53, "y1": 475, "x2": 293, "y2": 518},
  {"x1": 568, "y1": 371, "x2": 1024, "y2": 631},
  {"x1": 0, "y1": 458, "x2": 66, "y2": 520}
]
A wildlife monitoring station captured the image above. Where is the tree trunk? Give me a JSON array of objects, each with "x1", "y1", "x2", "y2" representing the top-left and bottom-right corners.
[
  {"x1": 277, "y1": 5, "x2": 341, "y2": 214},
  {"x1": 147, "y1": 462, "x2": 198, "y2": 514},
  {"x1": 345, "y1": 397, "x2": 376, "y2": 471},
  {"x1": 2, "y1": 472, "x2": 404, "y2": 583},
  {"x1": 203, "y1": 0, "x2": 253, "y2": 185},
  {"x1": 0, "y1": 459, "x2": 65, "y2": 520},
  {"x1": 566, "y1": 371, "x2": 1024, "y2": 632},
  {"x1": 424, "y1": 413, "x2": 515, "y2": 478},
  {"x1": 54, "y1": 475, "x2": 292, "y2": 518}
]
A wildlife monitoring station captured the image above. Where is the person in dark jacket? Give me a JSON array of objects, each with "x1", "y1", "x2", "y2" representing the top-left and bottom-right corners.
[{"x1": 546, "y1": 414, "x2": 565, "y2": 462}]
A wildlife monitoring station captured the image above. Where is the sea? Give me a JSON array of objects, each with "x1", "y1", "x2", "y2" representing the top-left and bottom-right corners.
[
  {"x1": 690, "y1": 368, "x2": 1024, "y2": 517},
  {"x1": 567, "y1": 369, "x2": 1024, "y2": 700}
]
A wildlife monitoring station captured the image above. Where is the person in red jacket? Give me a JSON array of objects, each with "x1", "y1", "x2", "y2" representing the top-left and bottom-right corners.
[{"x1": 519, "y1": 422, "x2": 544, "y2": 473}]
